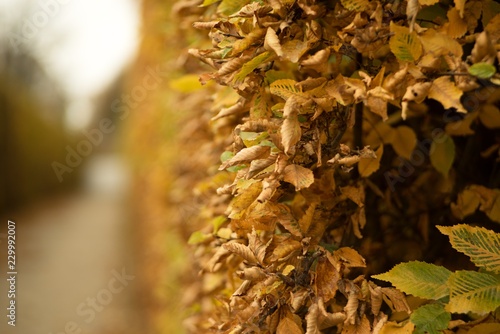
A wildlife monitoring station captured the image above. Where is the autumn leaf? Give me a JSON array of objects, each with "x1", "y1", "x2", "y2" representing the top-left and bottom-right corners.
[
  {"x1": 437, "y1": 225, "x2": 500, "y2": 274},
  {"x1": 283, "y1": 164, "x2": 315, "y2": 191},
  {"x1": 358, "y1": 145, "x2": 383, "y2": 177},
  {"x1": 373, "y1": 261, "x2": 452, "y2": 300},
  {"x1": 428, "y1": 76, "x2": 467, "y2": 113},
  {"x1": 389, "y1": 22, "x2": 423, "y2": 62},
  {"x1": 341, "y1": 0, "x2": 369, "y2": 12},
  {"x1": 264, "y1": 27, "x2": 283, "y2": 57},
  {"x1": 220, "y1": 145, "x2": 271, "y2": 170},
  {"x1": 429, "y1": 133, "x2": 455, "y2": 177},
  {"x1": 390, "y1": 126, "x2": 417, "y2": 160}
]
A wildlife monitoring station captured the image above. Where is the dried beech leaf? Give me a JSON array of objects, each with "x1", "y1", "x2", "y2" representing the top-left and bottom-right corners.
[
  {"x1": 284, "y1": 164, "x2": 315, "y2": 191},
  {"x1": 264, "y1": 27, "x2": 284, "y2": 57},
  {"x1": 333, "y1": 247, "x2": 366, "y2": 268},
  {"x1": 223, "y1": 241, "x2": 259, "y2": 264},
  {"x1": 344, "y1": 289, "x2": 359, "y2": 325},
  {"x1": 220, "y1": 145, "x2": 271, "y2": 170},
  {"x1": 282, "y1": 39, "x2": 309, "y2": 63},
  {"x1": 342, "y1": 315, "x2": 370, "y2": 334},
  {"x1": 315, "y1": 257, "x2": 340, "y2": 302},
  {"x1": 281, "y1": 117, "x2": 302, "y2": 155},
  {"x1": 305, "y1": 302, "x2": 320, "y2": 334},
  {"x1": 277, "y1": 313, "x2": 304, "y2": 334}
]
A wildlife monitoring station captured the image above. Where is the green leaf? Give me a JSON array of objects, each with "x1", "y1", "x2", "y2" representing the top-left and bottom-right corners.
[
  {"x1": 221, "y1": 151, "x2": 234, "y2": 163},
  {"x1": 437, "y1": 225, "x2": 500, "y2": 274},
  {"x1": 169, "y1": 74, "x2": 205, "y2": 93},
  {"x1": 430, "y1": 133, "x2": 455, "y2": 177},
  {"x1": 468, "y1": 63, "x2": 497, "y2": 79},
  {"x1": 410, "y1": 303, "x2": 451, "y2": 334},
  {"x1": 389, "y1": 22, "x2": 423, "y2": 62},
  {"x1": 188, "y1": 230, "x2": 210, "y2": 245},
  {"x1": 372, "y1": 261, "x2": 451, "y2": 300},
  {"x1": 234, "y1": 51, "x2": 275, "y2": 84},
  {"x1": 212, "y1": 215, "x2": 228, "y2": 233},
  {"x1": 217, "y1": 0, "x2": 250, "y2": 15},
  {"x1": 447, "y1": 270, "x2": 500, "y2": 314}
]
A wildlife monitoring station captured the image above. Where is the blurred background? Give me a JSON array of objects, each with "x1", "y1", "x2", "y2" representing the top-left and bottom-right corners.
[{"x1": 0, "y1": 0, "x2": 190, "y2": 333}]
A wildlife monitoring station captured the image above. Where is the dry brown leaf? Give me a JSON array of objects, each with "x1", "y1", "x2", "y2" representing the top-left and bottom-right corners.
[
  {"x1": 223, "y1": 241, "x2": 259, "y2": 264},
  {"x1": 315, "y1": 256, "x2": 340, "y2": 302},
  {"x1": 220, "y1": 145, "x2": 271, "y2": 170},
  {"x1": 401, "y1": 82, "x2": 432, "y2": 120},
  {"x1": 284, "y1": 164, "x2": 315, "y2": 191},
  {"x1": 344, "y1": 288, "x2": 359, "y2": 325},
  {"x1": 381, "y1": 287, "x2": 411, "y2": 313},
  {"x1": 277, "y1": 312, "x2": 304, "y2": 334},
  {"x1": 305, "y1": 302, "x2": 320, "y2": 334},
  {"x1": 281, "y1": 116, "x2": 302, "y2": 155},
  {"x1": 333, "y1": 247, "x2": 367, "y2": 268},
  {"x1": 341, "y1": 185, "x2": 365, "y2": 207},
  {"x1": 282, "y1": 39, "x2": 309, "y2": 63},
  {"x1": 342, "y1": 315, "x2": 370, "y2": 334},
  {"x1": 264, "y1": 27, "x2": 284, "y2": 57},
  {"x1": 299, "y1": 202, "x2": 317, "y2": 234}
]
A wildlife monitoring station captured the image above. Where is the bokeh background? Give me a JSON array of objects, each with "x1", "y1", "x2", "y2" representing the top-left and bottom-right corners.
[{"x1": 0, "y1": 0, "x2": 189, "y2": 333}]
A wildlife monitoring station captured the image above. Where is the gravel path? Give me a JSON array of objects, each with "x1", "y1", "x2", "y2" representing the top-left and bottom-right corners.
[{"x1": 0, "y1": 154, "x2": 142, "y2": 334}]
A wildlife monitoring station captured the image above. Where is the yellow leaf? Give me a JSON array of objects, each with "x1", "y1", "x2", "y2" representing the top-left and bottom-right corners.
[
  {"x1": 480, "y1": 104, "x2": 500, "y2": 129},
  {"x1": 281, "y1": 39, "x2": 309, "y2": 63},
  {"x1": 341, "y1": 185, "x2": 365, "y2": 207},
  {"x1": 283, "y1": 164, "x2": 315, "y2": 191},
  {"x1": 468, "y1": 323, "x2": 500, "y2": 334},
  {"x1": 445, "y1": 112, "x2": 477, "y2": 136},
  {"x1": 419, "y1": 29, "x2": 463, "y2": 57},
  {"x1": 445, "y1": 8, "x2": 467, "y2": 38},
  {"x1": 270, "y1": 79, "x2": 302, "y2": 100},
  {"x1": 430, "y1": 132, "x2": 455, "y2": 177},
  {"x1": 341, "y1": 0, "x2": 369, "y2": 12},
  {"x1": 390, "y1": 126, "x2": 417, "y2": 160},
  {"x1": 485, "y1": 13, "x2": 500, "y2": 44},
  {"x1": 379, "y1": 321, "x2": 415, "y2": 334},
  {"x1": 169, "y1": 74, "x2": 205, "y2": 92},
  {"x1": 428, "y1": 76, "x2": 467, "y2": 113},
  {"x1": 358, "y1": 145, "x2": 383, "y2": 177},
  {"x1": 389, "y1": 22, "x2": 423, "y2": 62}
]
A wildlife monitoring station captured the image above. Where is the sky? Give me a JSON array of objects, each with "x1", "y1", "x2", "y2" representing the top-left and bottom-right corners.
[{"x1": 1, "y1": 0, "x2": 141, "y2": 130}]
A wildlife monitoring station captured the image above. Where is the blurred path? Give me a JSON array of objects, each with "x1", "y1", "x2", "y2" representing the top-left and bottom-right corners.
[{"x1": 0, "y1": 154, "x2": 142, "y2": 334}]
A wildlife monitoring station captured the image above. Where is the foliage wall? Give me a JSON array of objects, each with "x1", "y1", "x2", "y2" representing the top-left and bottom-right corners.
[{"x1": 165, "y1": 0, "x2": 500, "y2": 333}]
